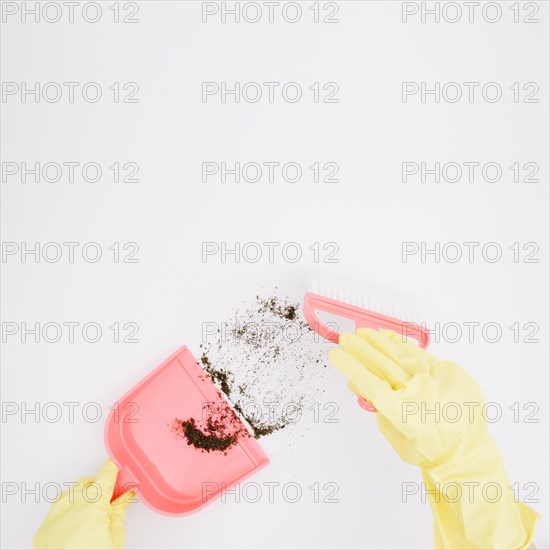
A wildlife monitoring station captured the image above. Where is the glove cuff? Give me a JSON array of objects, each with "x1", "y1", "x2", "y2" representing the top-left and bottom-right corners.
[{"x1": 421, "y1": 438, "x2": 539, "y2": 549}]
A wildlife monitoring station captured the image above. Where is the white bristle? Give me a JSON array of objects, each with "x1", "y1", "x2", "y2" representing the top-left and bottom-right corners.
[{"x1": 306, "y1": 273, "x2": 425, "y2": 324}]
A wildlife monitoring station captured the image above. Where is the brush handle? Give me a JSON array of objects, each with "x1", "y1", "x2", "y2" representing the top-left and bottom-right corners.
[{"x1": 303, "y1": 292, "x2": 430, "y2": 413}]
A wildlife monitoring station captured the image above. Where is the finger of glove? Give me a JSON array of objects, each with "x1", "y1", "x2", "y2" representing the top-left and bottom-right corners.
[
  {"x1": 338, "y1": 359, "x2": 403, "y2": 422},
  {"x1": 329, "y1": 348, "x2": 392, "y2": 408},
  {"x1": 339, "y1": 333, "x2": 410, "y2": 388},
  {"x1": 357, "y1": 328, "x2": 431, "y2": 376},
  {"x1": 94, "y1": 459, "x2": 119, "y2": 502},
  {"x1": 347, "y1": 380, "x2": 361, "y2": 395}
]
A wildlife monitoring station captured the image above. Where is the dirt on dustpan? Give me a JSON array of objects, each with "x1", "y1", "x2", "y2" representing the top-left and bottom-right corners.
[{"x1": 172, "y1": 400, "x2": 250, "y2": 454}]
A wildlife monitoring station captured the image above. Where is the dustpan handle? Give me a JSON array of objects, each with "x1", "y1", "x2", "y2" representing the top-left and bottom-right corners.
[{"x1": 110, "y1": 466, "x2": 137, "y2": 503}]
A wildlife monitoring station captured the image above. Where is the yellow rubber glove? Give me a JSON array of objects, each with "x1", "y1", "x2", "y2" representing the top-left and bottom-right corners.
[
  {"x1": 33, "y1": 460, "x2": 133, "y2": 550},
  {"x1": 329, "y1": 328, "x2": 539, "y2": 550}
]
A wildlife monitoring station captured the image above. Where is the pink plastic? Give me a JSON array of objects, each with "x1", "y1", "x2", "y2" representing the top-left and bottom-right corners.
[
  {"x1": 303, "y1": 292, "x2": 430, "y2": 413},
  {"x1": 104, "y1": 346, "x2": 269, "y2": 516}
]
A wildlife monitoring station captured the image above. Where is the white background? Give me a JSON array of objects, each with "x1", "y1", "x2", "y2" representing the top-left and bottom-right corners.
[{"x1": 1, "y1": 1, "x2": 549, "y2": 548}]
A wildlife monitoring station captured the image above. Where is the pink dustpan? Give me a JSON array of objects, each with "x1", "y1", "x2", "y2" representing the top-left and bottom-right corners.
[{"x1": 104, "y1": 346, "x2": 269, "y2": 516}]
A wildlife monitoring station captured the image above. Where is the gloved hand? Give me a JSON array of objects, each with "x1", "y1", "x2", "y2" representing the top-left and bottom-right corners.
[
  {"x1": 33, "y1": 460, "x2": 133, "y2": 550},
  {"x1": 329, "y1": 328, "x2": 539, "y2": 550}
]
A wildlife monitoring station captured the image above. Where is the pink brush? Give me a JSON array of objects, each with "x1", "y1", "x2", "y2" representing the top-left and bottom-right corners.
[{"x1": 303, "y1": 275, "x2": 430, "y2": 412}]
